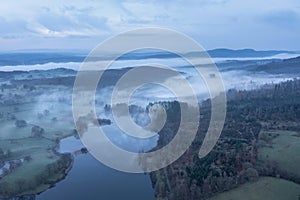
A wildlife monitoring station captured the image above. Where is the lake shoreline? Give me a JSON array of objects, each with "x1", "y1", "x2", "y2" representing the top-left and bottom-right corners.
[{"x1": 0, "y1": 138, "x2": 75, "y2": 199}]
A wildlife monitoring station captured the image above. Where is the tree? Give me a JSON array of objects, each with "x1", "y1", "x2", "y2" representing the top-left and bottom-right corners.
[
  {"x1": 0, "y1": 148, "x2": 4, "y2": 158},
  {"x1": 37, "y1": 113, "x2": 43, "y2": 119},
  {"x1": 44, "y1": 109, "x2": 50, "y2": 116},
  {"x1": 24, "y1": 155, "x2": 32, "y2": 162},
  {"x1": 31, "y1": 126, "x2": 45, "y2": 138},
  {"x1": 51, "y1": 117, "x2": 57, "y2": 122},
  {"x1": 15, "y1": 119, "x2": 27, "y2": 128}
]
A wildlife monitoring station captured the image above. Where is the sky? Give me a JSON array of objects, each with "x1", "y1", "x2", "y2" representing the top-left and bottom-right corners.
[{"x1": 0, "y1": 0, "x2": 299, "y2": 51}]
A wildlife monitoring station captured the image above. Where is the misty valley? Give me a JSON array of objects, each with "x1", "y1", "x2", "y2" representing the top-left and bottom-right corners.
[{"x1": 0, "y1": 51, "x2": 300, "y2": 200}]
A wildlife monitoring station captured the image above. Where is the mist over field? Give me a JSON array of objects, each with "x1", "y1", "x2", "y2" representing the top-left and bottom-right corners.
[{"x1": 1, "y1": 0, "x2": 300, "y2": 199}]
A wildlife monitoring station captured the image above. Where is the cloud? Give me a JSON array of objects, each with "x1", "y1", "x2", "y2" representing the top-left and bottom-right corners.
[
  {"x1": 38, "y1": 6, "x2": 109, "y2": 32},
  {"x1": 259, "y1": 9, "x2": 300, "y2": 29},
  {"x1": 31, "y1": 7, "x2": 109, "y2": 37},
  {"x1": 0, "y1": 0, "x2": 299, "y2": 50},
  {"x1": 121, "y1": 1, "x2": 169, "y2": 24},
  {"x1": 0, "y1": 17, "x2": 30, "y2": 38},
  {"x1": 0, "y1": 0, "x2": 112, "y2": 39}
]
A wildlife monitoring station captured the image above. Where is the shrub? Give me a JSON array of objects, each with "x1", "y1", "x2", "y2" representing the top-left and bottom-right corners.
[{"x1": 15, "y1": 120, "x2": 27, "y2": 128}]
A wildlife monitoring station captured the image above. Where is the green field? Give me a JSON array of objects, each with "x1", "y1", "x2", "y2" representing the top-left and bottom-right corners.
[
  {"x1": 209, "y1": 130, "x2": 300, "y2": 200},
  {"x1": 0, "y1": 136, "x2": 72, "y2": 197},
  {"x1": 0, "y1": 95, "x2": 75, "y2": 197},
  {"x1": 258, "y1": 130, "x2": 300, "y2": 176},
  {"x1": 209, "y1": 177, "x2": 300, "y2": 200}
]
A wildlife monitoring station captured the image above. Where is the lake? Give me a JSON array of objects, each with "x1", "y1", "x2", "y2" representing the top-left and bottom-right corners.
[{"x1": 37, "y1": 126, "x2": 156, "y2": 200}]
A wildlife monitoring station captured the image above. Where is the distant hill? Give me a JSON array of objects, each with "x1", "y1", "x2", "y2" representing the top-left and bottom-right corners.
[
  {"x1": 0, "y1": 52, "x2": 86, "y2": 66},
  {"x1": 0, "y1": 49, "x2": 297, "y2": 67},
  {"x1": 254, "y1": 56, "x2": 300, "y2": 74},
  {"x1": 207, "y1": 48, "x2": 294, "y2": 58}
]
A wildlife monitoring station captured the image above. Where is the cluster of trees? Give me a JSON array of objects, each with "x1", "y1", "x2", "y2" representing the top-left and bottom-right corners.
[
  {"x1": 0, "y1": 112, "x2": 16, "y2": 121},
  {"x1": 151, "y1": 169, "x2": 169, "y2": 199},
  {"x1": 15, "y1": 120, "x2": 27, "y2": 128},
  {"x1": 226, "y1": 79, "x2": 300, "y2": 123},
  {"x1": 31, "y1": 126, "x2": 45, "y2": 138},
  {"x1": 94, "y1": 118, "x2": 111, "y2": 126},
  {"x1": 43, "y1": 153, "x2": 72, "y2": 183},
  {"x1": 150, "y1": 79, "x2": 300, "y2": 200},
  {"x1": 37, "y1": 109, "x2": 50, "y2": 119},
  {"x1": 76, "y1": 111, "x2": 112, "y2": 135}
]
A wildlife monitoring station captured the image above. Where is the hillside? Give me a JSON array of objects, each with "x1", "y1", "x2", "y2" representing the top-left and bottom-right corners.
[{"x1": 254, "y1": 56, "x2": 300, "y2": 74}]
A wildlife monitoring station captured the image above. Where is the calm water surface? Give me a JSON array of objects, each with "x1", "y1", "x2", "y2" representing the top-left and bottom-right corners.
[{"x1": 37, "y1": 126, "x2": 156, "y2": 200}]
